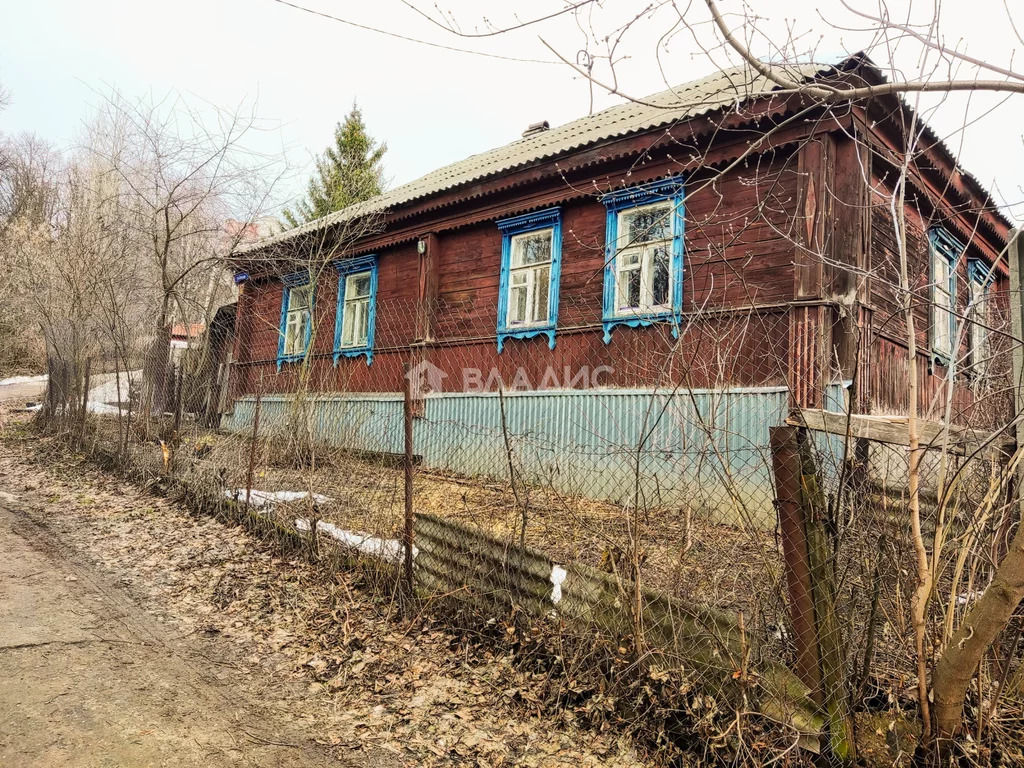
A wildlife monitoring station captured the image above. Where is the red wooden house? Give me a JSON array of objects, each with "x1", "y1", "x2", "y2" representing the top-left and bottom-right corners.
[{"x1": 226, "y1": 55, "x2": 1012, "y2": 525}]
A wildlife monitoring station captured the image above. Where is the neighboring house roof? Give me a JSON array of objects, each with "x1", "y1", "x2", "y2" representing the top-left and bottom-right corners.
[
  {"x1": 210, "y1": 302, "x2": 237, "y2": 334},
  {"x1": 236, "y1": 60, "x2": 830, "y2": 256},
  {"x1": 170, "y1": 323, "x2": 205, "y2": 340}
]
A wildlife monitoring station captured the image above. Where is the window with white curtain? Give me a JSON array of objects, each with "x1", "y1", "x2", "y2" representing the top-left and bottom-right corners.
[
  {"x1": 506, "y1": 229, "x2": 553, "y2": 327},
  {"x1": 968, "y1": 262, "x2": 991, "y2": 376},
  {"x1": 613, "y1": 201, "x2": 673, "y2": 314},
  {"x1": 928, "y1": 227, "x2": 961, "y2": 365}
]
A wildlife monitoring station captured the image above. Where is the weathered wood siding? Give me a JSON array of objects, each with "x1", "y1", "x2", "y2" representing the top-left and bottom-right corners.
[
  {"x1": 232, "y1": 152, "x2": 804, "y2": 396},
  {"x1": 229, "y1": 112, "x2": 1011, "y2": 436},
  {"x1": 862, "y1": 169, "x2": 1010, "y2": 426}
]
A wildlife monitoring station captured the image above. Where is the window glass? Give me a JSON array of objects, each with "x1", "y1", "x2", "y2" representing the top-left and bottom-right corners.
[
  {"x1": 650, "y1": 246, "x2": 670, "y2": 306},
  {"x1": 614, "y1": 202, "x2": 675, "y2": 314},
  {"x1": 347, "y1": 273, "x2": 371, "y2": 300},
  {"x1": 616, "y1": 254, "x2": 641, "y2": 310},
  {"x1": 969, "y1": 272, "x2": 989, "y2": 374},
  {"x1": 511, "y1": 231, "x2": 552, "y2": 267},
  {"x1": 620, "y1": 203, "x2": 672, "y2": 245},
  {"x1": 341, "y1": 270, "x2": 372, "y2": 348},
  {"x1": 283, "y1": 284, "x2": 311, "y2": 356},
  {"x1": 506, "y1": 228, "x2": 554, "y2": 327},
  {"x1": 931, "y1": 240, "x2": 955, "y2": 360}
]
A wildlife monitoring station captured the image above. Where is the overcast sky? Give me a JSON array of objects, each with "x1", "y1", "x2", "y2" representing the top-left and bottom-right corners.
[{"x1": 2, "y1": 0, "x2": 1023, "y2": 221}]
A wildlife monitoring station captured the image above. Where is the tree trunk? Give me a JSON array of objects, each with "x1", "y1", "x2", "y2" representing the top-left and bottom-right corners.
[
  {"x1": 931, "y1": 519, "x2": 1024, "y2": 743},
  {"x1": 143, "y1": 306, "x2": 172, "y2": 420}
]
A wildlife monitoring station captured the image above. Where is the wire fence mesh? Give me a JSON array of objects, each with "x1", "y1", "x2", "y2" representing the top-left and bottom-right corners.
[
  {"x1": 217, "y1": 295, "x2": 795, "y2": 627},
  {"x1": 26, "y1": 282, "x2": 1024, "y2": 764}
]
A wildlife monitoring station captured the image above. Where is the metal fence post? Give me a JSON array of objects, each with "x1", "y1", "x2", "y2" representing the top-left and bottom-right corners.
[
  {"x1": 172, "y1": 362, "x2": 184, "y2": 435},
  {"x1": 403, "y1": 363, "x2": 415, "y2": 594},
  {"x1": 80, "y1": 356, "x2": 92, "y2": 433}
]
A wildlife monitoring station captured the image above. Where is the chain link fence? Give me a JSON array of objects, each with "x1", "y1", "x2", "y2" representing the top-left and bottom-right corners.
[{"x1": 28, "y1": 283, "x2": 1024, "y2": 765}]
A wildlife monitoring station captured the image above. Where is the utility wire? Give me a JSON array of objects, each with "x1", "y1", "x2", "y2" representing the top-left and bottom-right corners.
[
  {"x1": 396, "y1": 0, "x2": 597, "y2": 38},
  {"x1": 270, "y1": 0, "x2": 558, "y2": 65}
]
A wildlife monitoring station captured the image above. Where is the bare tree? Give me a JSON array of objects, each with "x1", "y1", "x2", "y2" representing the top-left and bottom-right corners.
[
  {"x1": 87, "y1": 90, "x2": 283, "y2": 421},
  {"x1": 0, "y1": 134, "x2": 63, "y2": 376}
]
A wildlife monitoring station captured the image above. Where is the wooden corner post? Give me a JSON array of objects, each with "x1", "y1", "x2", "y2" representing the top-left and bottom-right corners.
[{"x1": 1009, "y1": 230, "x2": 1023, "y2": 508}]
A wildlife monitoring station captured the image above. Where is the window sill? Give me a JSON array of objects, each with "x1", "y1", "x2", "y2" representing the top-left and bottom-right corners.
[
  {"x1": 276, "y1": 352, "x2": 308, "y2": 372},
  {"x1": 927, "y1": 351, "x2": 958, "y2": 382}
]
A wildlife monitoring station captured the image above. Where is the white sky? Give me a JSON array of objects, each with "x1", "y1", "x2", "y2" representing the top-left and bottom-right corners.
[{"x1": 2, "y1": 0, "x2": 1023, "y2": 221}]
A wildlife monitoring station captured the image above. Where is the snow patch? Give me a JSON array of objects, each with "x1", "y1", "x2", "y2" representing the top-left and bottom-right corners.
[
  {"x1": 0, "y1": 374, "x2": 47, "y2": 386},
  {"x1": 956, "y1": 589, "x2": 986, "y2": 606},
  {"x1": 295, "y1": 518, "x2": 413, "y2": 563},
  {"x1": 87, "y1": 371, "x2": 140, "y2": 407},
  {"x1": 87, "y1": 402, "x2": 123, "y2": 415},
  {"x1": 224, "y1": 489, "x2": 332, "y2": 510}
]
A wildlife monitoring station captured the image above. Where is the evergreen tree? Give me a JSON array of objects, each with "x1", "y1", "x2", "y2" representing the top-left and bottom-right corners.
[{"x1": 283, "y1": 104, "x2": 386, "y2": 228}]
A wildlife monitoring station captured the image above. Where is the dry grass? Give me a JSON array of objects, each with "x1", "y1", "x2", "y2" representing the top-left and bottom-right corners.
[
  {"x1": 4, "y1": 425, "x2": 651, "y2": 767},
  {"x1": 39, "y1": 408, "x2": 1024, "y2": 767},
  {"x1": 173, "y1": 426, "x2": 790, "y2": 634}
]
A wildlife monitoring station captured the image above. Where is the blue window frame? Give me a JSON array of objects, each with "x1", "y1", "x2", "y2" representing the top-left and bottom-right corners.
[
  {"x1": 496, "y1": 207, "x2": 562, "y2": 352},
  {"x1": 277, "y1": 271, "x2": 314, "y2": 371},
  {"x1": 333, "y1": 255, "x2": 378, "y2": 365},
  {"x1": 928, "y1": 227, "x2": 963, "y2": 366},
  {"x1": 600, "y1": 176, "x2": 685, "y2": 343}
]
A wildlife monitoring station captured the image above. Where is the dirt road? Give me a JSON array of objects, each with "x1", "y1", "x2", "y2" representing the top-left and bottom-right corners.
[
  {"x1": 0, "y1": 384, "x2": 342, "y2": 765},
  {"x1": 0, "y1": 377, "x2": 45, "y2": 409},
  {"x1": 0, "y1": 503, "x2": 349, "y2": 768},
  {"x1": 0, "y1": 420, "x2": 642, "y2": 768}
]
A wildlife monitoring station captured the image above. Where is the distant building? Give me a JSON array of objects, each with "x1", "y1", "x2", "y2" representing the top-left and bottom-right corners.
[{"x1": 169, "y1": 323, "x2": 205, "y2": 363}]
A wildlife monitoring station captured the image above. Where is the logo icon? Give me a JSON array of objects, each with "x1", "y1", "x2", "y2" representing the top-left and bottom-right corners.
[{"x1": 406, "y1": 360, "x2": 447, "y2": 397}]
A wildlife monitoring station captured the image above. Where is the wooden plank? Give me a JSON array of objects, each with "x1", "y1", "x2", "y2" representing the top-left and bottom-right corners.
[
  {"x1": 829, "y1": 136, "x2": 868, "y2": 380},
  {"x1": 787, "y1": 407, "x2": 1014, "y2": 456},
  {"x1": 413, "y1": 510, "x2": 823, "y2": 744},
  {"x1": 415, "y1": 232, "x2": 440, "y2": 342},
  {"x1": 793, "y1": 135, "x2": 834, "y2": 301},
  {"x1": 1009, "y1": 230, "x2": 1024, "y2": 522}
]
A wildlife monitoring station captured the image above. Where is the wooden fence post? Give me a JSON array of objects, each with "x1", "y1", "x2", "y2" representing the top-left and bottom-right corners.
[
  {"x1": 770, "y1": 425, "x2": 821, "y2": 696},
  {"x1": 403, "y1": 364, "x2": 415, "y2": 594},
  {"x1": 771, "y1": 424, "x2": 855, "y2": 763},
  {"x1": 244, "y1": 388, "x2": 262, "y2": 515}
]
